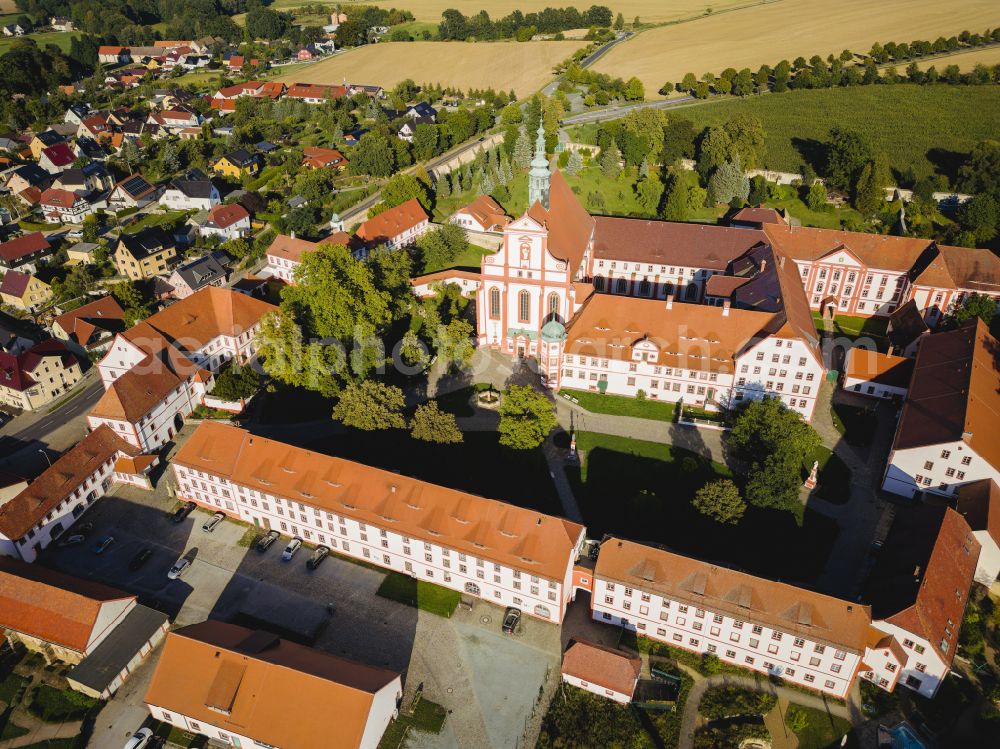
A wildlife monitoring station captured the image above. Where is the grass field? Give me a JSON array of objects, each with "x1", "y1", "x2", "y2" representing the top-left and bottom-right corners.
[
  {"x1": 0, "y1": 30, "x2": 79, "y2": 55},
  {"x1": 662, "y1": 85, "x2": 1000, "y2": 180},
  {"x1": 277, "y1": 40, "x2": 583, "y2": 97},
  {"x1": 270, "y1": 0, "x2": 751, "y2": 25},
  {"x1": 592, "y1": 0, "x2": 1000, "y2": 95}
]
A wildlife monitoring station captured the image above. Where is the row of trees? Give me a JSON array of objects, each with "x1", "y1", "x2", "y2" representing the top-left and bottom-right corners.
[
  {"x1": 438, "y1": 5, "x2": 612, "y2": 41},
  {"x1": 665, "y1": 28, "x2": 1000, "y2": 96}
]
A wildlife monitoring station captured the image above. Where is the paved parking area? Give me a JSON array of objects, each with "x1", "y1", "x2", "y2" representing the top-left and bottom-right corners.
[{"x1": 40, "y1": 451, "x2": 563, "y2": 749}]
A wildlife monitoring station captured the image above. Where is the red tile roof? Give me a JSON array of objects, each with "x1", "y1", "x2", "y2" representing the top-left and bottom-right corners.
[
  {"x1": 0, "y1": 557, "x2": 134, "y2": 652},
  {"x1": 40, "y1": 142, "x2": 76, "y2": 167},
  {"x1": 0, "y1": 340, "x2": 75, "y2": 393},
  {"x1": 302, "y1": 146, "x2": 348, "y2": 169},
  {"x1": 0, "y1": 425, "x2": 137, "y2": 540},
  {"x1": 0, "y1": 269, "x2": 31, "y2": 297},
  {"x1": 39, "y1": 187, "x2": 81, "y2": 208},
  {"x1": 956, "y1": 479, "x2": 1000, "y2": 549},
  {"x1": 593, "y1": 217, "x2": 762, "y2": 271},
  {"x1": 0, "y1": 232, "x2": 50, "y2": 263},
  {"x1": 285, "y1": 83, "x2": 348, "y2": 100},
  {"x1": 526, "y1": 170, "x2": 593, "y2": 273},
  {"x1": 844, "y1": 350, "x2": 914, "y2": 389},
  {"x1": 455, "y1": 195, "x2": 510, "y2": 230},
  {"x1": 266, "y1": 234, "x2": 317, "y2": 264},
  {"x1": 892, "y1": 319, "x2": 1000, "y2": 470},
  {"x1": 53, "y1": 296, "x2": 126, "y2": 346},
  {"x1": 561, "y1": 639, "x2": 641, "y2": 697},
  {"x1": 355, "y1": 199, "x2": 428, "y2": 246},
  {"x1": 145, "y1": 621, "x2": 400, "y2": 749},
  {"x1": 732, "y1": 206, "x2": 788, "y2": 226},
  {"x1": 207, "y1": 203, "x2": 250, "y2": 229}
]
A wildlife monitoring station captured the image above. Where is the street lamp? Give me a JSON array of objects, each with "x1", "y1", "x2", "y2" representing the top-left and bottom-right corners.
[{"x1": 38, "y1": 449, "x2": 52, "y2": 467}]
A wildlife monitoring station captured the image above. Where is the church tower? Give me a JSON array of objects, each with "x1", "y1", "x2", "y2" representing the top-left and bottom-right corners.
[{"x1": 528, "y1": 123, "x2": 551, "y2": 209}]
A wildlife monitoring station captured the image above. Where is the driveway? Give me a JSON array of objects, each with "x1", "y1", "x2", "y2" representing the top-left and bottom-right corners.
[{"x1": 37, "y1": 439, "x2": 560, "y2": 749}]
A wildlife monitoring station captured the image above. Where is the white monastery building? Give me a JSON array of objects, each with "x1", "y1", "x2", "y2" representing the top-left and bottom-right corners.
[{"x1": 171, "y1": 421, "x2": 587, "y2": 624}]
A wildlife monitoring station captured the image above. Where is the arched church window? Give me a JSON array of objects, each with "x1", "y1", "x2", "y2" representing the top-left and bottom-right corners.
[
  {"x1": 489, "y1": 288, "x2": 501, "y2": 319},
  {"x1": 615, "y1": 278, "x2": 628, "y2": 294},
  {"x1": 548, "y1": 292, "x2": 560, "y2": 316},
  {"x1": 518, "y1": 290, "x2": 530, "y2": 323}
]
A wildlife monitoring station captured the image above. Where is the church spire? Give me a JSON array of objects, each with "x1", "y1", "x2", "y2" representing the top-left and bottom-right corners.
[{"x1": 528, "y1": 123, "x2": 551, "y2": 209}]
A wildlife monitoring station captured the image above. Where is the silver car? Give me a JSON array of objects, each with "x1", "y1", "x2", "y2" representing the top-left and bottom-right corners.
[
  {"x1": 167, "y1": 557, "x2": 190, "y2": 580},
  {"x1": 123, "y1": 727, "x2": 153, "y2": 749},
  {"x1": 281, "y1": 537, "x2": 302, "y2": 561}
]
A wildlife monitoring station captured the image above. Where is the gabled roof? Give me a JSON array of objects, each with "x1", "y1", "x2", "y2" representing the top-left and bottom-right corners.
[
  {"x1": 455, "y1": 195, "x2": 510, "y2": 230},
  {"x1": 205, "y1": 203, "x2": 249, "y2": 229},
  {"x1": 892, "y1": 320, "x2": 1000, "y2": 470},
  {"x1": 0, "y1": 425, "x2": 137, "y2": 540},
  {"x1": 219, "y1": 149, "x2": 258, "y2": 168},
  {"x1": 561, "y1": 639, "x2": 641, "y2": 697},
  {"x1": 285, "y1": 82, "x2": 348, "y2": 100},
  {"x1": 526, "y1": 170, "x2": 593, "y2": 274},
  {"x1": 0, "y1": 557, "x2": 134, "y2": 652},
  {"x1": 0, "y1": 232, "x2": 50, "y2": 263},
  {"x1": 173, "y1": 254, "x2": 227, "y2": 289},
  {"x1": 565, "y1": 294, "x2": 776, "y2": 374},
  {"x1": 32, "y1": 130, "x2": 64, "y2": 147},
  {"x1": 265, "y1": 234, "x2": 317, "y2": 264},
  {"x1": 173, "y1": 422, "x2": 585, "y2": 582},
  {"x1": 145, "y1": 621, "x2": 400, "y2": 749},
  {"x1": 0, "y1": 270, "x2": 32, "y2": 298},
  {"x1": 118, "y1": 227, "x2": 173, "y2": 260},
  {"x1": 844, "y1": 349, "x2": 914, "y2": 389},
  {"x1": 90, "y1": 361, "x2": 186, "y2": 422},
  {"x1": 597, "y1": 538, "x2": 872, "y2": 652},
  {"x1": 39, "y1": 187, "x2": 83, "y2": 208},
  {"x1": 302, "y1": 146, "x2": 348, "y2": 169},
  {"x1": 54, "y1": 296, "x2": 126, "y2": 345},
  {"x1": 166, "y1": 170, "x2": 215, "y2": 199},
  {"x1": 731, "y1": 206, "x2": 788, "y2": 226},
  {"x1": 40, "y1": 142, "x2": 76, "y2": 167},
  {"x1": 111, "y1": 174, "x2": 157, "y2": 201},
  {"x1": 355, "y1": 198, "x2": 428, "y2": 246},
  {"x1": 887, "y1": 300, "x2": 930, "y2": 353}
]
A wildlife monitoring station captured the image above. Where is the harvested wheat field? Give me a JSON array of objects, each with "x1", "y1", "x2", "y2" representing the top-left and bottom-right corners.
[
  {"x1": 906, "y1": 44, "x2": 1000, "y2": 71},
  {"x1": 277, "y1": 40, "x2": 584, "y2": 97},
  {"x1": 592, "y1": 0, "x2": 1000, "y2": 96},
  {"x1": 270, "y1": 0, "x2": 750, "y2": 25}
]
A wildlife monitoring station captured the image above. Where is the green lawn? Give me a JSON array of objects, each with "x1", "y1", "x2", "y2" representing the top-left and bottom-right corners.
[
  {"x1": 561, "y1": 388, "x2": 677, "y2": 421},
  {"x1": 152, "y1": 724, "x2": 207, "y2": 749},
  {"x1": 830, "y1": 402, "x2": 878, "y2": 447},
  {"x1": 0, "y1": 31, "x2": 80, "y2": 55},
  {"x1": 378, "y1": 696, "x2": 447, "y2": 749},
  {"x1": 389, "y1": 21, "x2": 440, "y2": 40},
  {"x1": 422, "y1": 242, "x2": 493, "y2": 274},
  {"x1": 662, "y1": 85, "x2": 1000, "y2": 182},
  {"x1": 806, "y1": 445, "x2": 853, "y2": 504},
  {"x1": 571, "y1": 432, "x2": 838, "y2": 582},
  {"x1": 788, "y1": 704, "x2": 853, "y2": 749},
  {"x1": 121, "y1": 209, "x2": 190, "y2": 235},
  {"x1": 377, "y1": 572, "x2": 461, "y2": 616},
  {"x1": 0, "y1": 673, "x2": 27, "y2": 704},
  {"x1": 28, "y1": 684, "x2": 100, "y2": 723},
  {"x1": 813, "y1": 311, "x2": 890, "y2": 349}
]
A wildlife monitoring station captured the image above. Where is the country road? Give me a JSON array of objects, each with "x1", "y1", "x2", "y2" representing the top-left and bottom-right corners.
[
  {"x1": 561, "y1": 94, "x2": 697, "y2": 125},
  {"x1": 2, "y1": 377, "x2": 103, "y2": 445}
]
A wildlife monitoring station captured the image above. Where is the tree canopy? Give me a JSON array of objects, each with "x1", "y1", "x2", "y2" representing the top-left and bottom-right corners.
[
  {"x1": 333, "y1": 380, "x2": 406, "y2": 430},
  {"x1": 498, "y1": 385, "x2": 556, "y2": 449}
]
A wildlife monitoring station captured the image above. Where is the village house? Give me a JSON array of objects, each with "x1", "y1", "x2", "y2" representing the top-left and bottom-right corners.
[
  {"x1": 39, "y1": 187, "x2": 94, "y2": 224},
  {"x1": 54, "y1": 163, "x2": 113, "y2": 196},
  {"x1": 284, "y1": 82, "x2": 348, "y2": 104},
  {"x1": 97, "y1": 45, "x2": 130, "y2": 65},
  {"x1": 145, "y1": 621, "x2": 402, "y2": 749},
  {"x1": 163, "y1": 254, "x2": 228, "y2": 299},
  {"x1": 397, "y1": 116, "x2": 433, "y2": 142},
  {"x1": 77, "y1": 113, "x2": 110, "y2": 141},
  {"x1": 410, "y1": 269, "x2": 482, "y2": 298},
  {"x1": 955, "y1": 480, "x2": 1000, "y2": 587},
  {"x1": 302, "y1": 146, "x2": 349, "y2": 170},
  {"x1": 0, "y1": 270, "x2": 52, "y2": 311},
  {"x1": 107, "y1": 174, "x2": 160, "y2": 210},
  {"x1": 4, "y1": 163, "x2": 52, "y2": 197},
  {"x1": 147, "y1": 109, "x2": 200, "y2": 133},
  {"x1": 882, "y1": 320, "x2": 1000, "y2": 499},
  {"x1": 171, "y1": 421, "x2": 586, "y2": 624},
  {"x1": 62, "y1": 104, "x2": 90, "y2": 125},
  {"x1": 212, "y1": 149, "x2": 262, "y2": 179},
  {"x1": 160, "y1": 169, "x2": 220, "y2": 211},
  {"x1": 0, "y1": 340, "x2": 82, "y2": 411},
  {"x1": 37, "y1": 143, "x2": 76, "y2": 175},
  {"x1": 114, "y1": 228, "x2": 177, "y2": 281},
  {"x1": 450, "y1": 195, "x2": 511, "y2": 233},
  {"x1": 263, "y1": 234, "x2": 317, "y2": 282},
  {"x1": 560, "y1": 639, "x2": 642, "y2": 704},
  {"x1": 52, "y1": 296, "x2": 127, "y2": 354},
  {"x1": 66, "y1": 242, "x2": 100, "y2": 265},
  {"x1": 28, "y1": 130, "x2": 64, "y2": 159},
  {"x1": 0, "y1": 232, "x2": 53, "y2": 274},
  {"x1": 0, "y1": 558, "x2": 168, "y2": 698},
  {"x1": 198, "y1": 203, "x2": 250, "y2": 240},
  {"x1": 354, "y1": 198, "x2": 430, "y2": 256},
  {"x1": 87, "y1": 287, "x2": 276, "y2": 451},
  {"x1": 50, "y1": 17, "x2": 74, "y2": 32}
]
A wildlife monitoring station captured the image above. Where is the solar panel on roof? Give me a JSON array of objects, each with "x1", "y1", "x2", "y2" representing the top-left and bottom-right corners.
[{"x1": 121, "y1": 175, "x2": 148, "y2": 195}]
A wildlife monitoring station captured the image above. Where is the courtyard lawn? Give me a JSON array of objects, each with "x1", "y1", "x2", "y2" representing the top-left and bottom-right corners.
[
  {"x1": 806, "y1": 446, "x2": 853, "y2": 505},
  {"x1": 571, "y1": 432, "x2": 838, "y2": 582},
  {"x1": 120, "y1": 209, "x2": 190, "y2": 235},
  {"x1": 378, "y1": 696, "x2": 447, "y2": 749},
  {"x1": 561, "y1": 388, "x2": 676, "y2": 421},
  {"x1": 376, "y1": 572, "x2": 461, "y2": 617},
  {"x1": 308, "y1": 429, "x2": 560, "y2": 515},
  {"x1": 28, "y1": 684, "x2": 100, "y2": 722},
  {"x1": 788, "y1": 704, "x2": 853, "y2": 749},
  {"x1": 421, "y1": 242, "x2": 493, "y2": 274},
  {"x1": 830, "y1": 402, "x2": 878, "y2": 447},
  {"x1": 0, "y1": 673, "x2": 27, "y2": 704},
  {"x1": 812, "y1": 311, "x2": 890, "y2": 346}
]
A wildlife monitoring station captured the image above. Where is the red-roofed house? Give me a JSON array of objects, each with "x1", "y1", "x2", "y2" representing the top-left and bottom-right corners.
[
  {"x1": 561, "y1": 639, "x2": 641, "y2": 703},
  {"x1": 450, "y1": 195, "x2": 510, "y2": 233},
  {"x1": 52, "y1": 296, "x2": 127, "y2": 353},
  {"x1": 38, "y1": 142, "x2": 77, "y2": 174},
  {"x1": 0, "y1": 270, "x2": 52, "y2": 311},
  {"x1": 355, "y1": 199, "x2": 429, "y2": 255},
  {"x1": 98, "y1": 46, "x2": 129, "y2": 64},
  {"x1": 285, "y1": 83, "x2": 347, "y2": 103},
  {"x1": 956, "y1": 480, "x2": 1000, "y2": 586},
  {"x1": 0, "y1": 232, "x2": 53, "y2": 273},
  {"x1": 199, "y1": 203, "x2": 251, "y2": 240},
  {"x1": 302, "y1": 146, "x2": 348, "y2": 170},
  {"x1": 39, "y1": 187, "x2": 93, "y2": 224},
  {"x1": 264, "y1": 234, "x2": 318, "y2": 282},
  {"x1": 843, "y1": 349, "x2": 914, "y2": 400},
  {"x1": 0, "y1": 339, "x2": 82, "y2": 411}
]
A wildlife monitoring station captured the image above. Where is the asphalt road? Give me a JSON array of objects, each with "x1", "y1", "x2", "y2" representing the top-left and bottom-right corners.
[
  {"x1": 3, "y1": 377, "x2": 103, "y2": 444},
  {"x1": 561, "y1": 94, "x2": 697, "y2": 125}
]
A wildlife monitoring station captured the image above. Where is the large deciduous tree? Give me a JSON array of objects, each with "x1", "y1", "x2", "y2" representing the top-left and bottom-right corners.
[
  {"x1": 411, "y1": 401, "x2": 463, "y2": 443},
  {"x1": 498, "y1": 385, "x2": 556, "y2": 449},
  {"x1": 333, "y1": 380, "x2": 406, "y2": 430},
  {"x1": 692, "y1": 479, "x2": 747, "y2": 524}
]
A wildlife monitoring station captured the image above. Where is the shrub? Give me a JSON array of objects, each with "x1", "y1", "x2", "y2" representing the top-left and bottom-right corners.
[
  {"x1": 699, "y1": 686, "x2": 777, "y2": 719},
  {"x1": 785, "y1": 704, "x2": 809, "y2": 732}
]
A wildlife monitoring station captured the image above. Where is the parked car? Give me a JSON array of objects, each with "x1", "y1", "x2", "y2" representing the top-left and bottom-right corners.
[
  {"x1": 256, "y1": 529, "x2": 280, "y2": 552},
  {"x1": 202, "y1": 511, "x2": 226, "y2": 532},
  {"x1": 306, "y1": 545, "x2": 329, "y2": 570},
  {"x1": 76, "y1": 521, "x2": 94, "y2": 535},
  {"x1": 123, "y1": 728, "x2": 153, "y2": 749},
  {"x1": 57, "y1": 534, "x2": 86, "y2": 548},
  {"x1": 171, "y1": 501, "x2": 196, "y2": 523},
  {"x1": 66, "y1": 229, "x2": 83, "y2": 239},
  {"x1": 128, "y1": 548, "x2": 153, "y2": 571},
  {"x1": 281, "y1": 537, "x2": 302, "y2": 561},
  {"x1": 93, "y1": 535, "x2": 115, "y2": 554},
  {"x1": 502, "y1": 607, "x2": 521, "y2": 635},
  {"x1": 167, "y1": 557, "x2": 190, "y2": 580}
]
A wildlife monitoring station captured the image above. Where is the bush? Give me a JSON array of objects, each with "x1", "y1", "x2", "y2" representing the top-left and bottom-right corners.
[
  {"x1": 785, "y1": 704, "x2": 809, "y2": 732},
  {"x1": 699, "y1": 686, "x2": 777, "y2": 719},
  {"x1": 209, "y1": 362, "x2": 261, "y2": 402},
  {"x1": 694, "y1": 720, "x2": 770, "y2": 749}
]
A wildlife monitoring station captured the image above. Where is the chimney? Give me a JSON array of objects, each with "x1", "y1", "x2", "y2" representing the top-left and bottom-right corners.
[
  {"x1": 666, "y1": 294, "x2": 673, "y2": 310},
  {"x1": 913, "y1": 565, "x2": 922, "y2": 579},
  {"x1": 779, "y1": 255, "x2": 786, "y2": 269},
  {"x1": 722, "y1": 299, "x2": 731, "y2": 317},
  {"x1": 962, "y1": 431, "x2": 974, "y2": 443},
  {"x1": 760, "y1": 259, "x2": 767, "y2": 272},
  {"x1": 290, "y1": 230, "x2": 296, "y2": 239}
]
